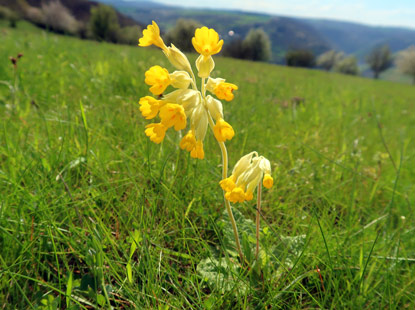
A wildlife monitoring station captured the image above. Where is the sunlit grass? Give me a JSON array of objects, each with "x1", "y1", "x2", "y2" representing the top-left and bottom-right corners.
[{"x1": 1, "y1": 21, "x2": 415, "y2": 309}]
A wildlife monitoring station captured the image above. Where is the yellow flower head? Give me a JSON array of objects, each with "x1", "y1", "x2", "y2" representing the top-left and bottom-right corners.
[
  {"x1": 138, "y1": 21, "x2": 238, "y2": 162},
  {"x1": 225, "y1": 187, "x2": 246, "y2": 203},
  {"x1": 139, "y1": 96, "x2": 162, "y2": 119},
  {"x1": 245, "y1": 191, "x2": 254, "y2": 201},
  {"x1": 214, "y1": 82, "x2": 238, "y2": 101},
  {"x1": 192, "y1": 27, "x2": 224, "y2": 57},
  {"x1": 179, "y1": 131, "x2": 205, "y2": 160},
  {"x1": 190, "y1": 140, "x2": 204, "y2": 159},
  {"x1": 219, "y1": 176, "x2": 236, "y2": 192},
  {"x1": 213, "y1": 118, "x2": 234, "y2": 142},
  {"x1": 220, "y1": 153, "x2": 273, "y2": 203},
  {"x1": 159, "y1": 103, "x2": 187, "y2": 131},
  {"x1": 145, "y1": 65, "x2": 171, "y2": 95},
  {"x1": 263, "y1": 173, "x2": 273, "y2": 189},
  {"x1": 138, "y1": 21, "x2": 167, "y2": 51},
  {"x1": 145, "y1": 123, "x2": 167, "y2": 144},
  {"x1": 179, "y1": 130, "x2": 197, "y2": 152}
]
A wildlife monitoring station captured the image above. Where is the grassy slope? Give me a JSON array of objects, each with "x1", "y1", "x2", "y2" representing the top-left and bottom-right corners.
[{"x1": 1, "y1": 21, "x2": 415, "y2": 309}]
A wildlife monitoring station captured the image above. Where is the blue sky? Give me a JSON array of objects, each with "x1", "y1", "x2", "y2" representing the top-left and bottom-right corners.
[{"x1": 154, "y1": 0, "x2": 415, "y2": 29}]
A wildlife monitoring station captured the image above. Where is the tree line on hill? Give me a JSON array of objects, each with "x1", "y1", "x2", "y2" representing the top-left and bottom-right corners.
[
  {"x1": 164, "y1": 19, "x2": 415, "y2": 83},
  {"x1": 0, "y1": 0, "x2": 142, "y2": 44},
  {"x1": 314, "y1": 45, "x2": 415, "y2": 84},
  {"x1": 1, "y1": 2, "x2": 415, "y2": 84}
]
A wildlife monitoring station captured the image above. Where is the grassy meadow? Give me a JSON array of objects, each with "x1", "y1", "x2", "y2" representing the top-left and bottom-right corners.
[{"x1": 1, "y1": 21, "x2": 415, "y2": 309}]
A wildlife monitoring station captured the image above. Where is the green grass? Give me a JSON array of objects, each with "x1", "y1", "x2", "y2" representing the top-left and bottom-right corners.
[{"x1": 1, "y1": 21, "x2": 415, "y2": 309}]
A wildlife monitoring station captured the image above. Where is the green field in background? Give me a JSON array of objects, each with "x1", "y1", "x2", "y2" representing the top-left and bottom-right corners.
[{"x1": 1, "y1": 21, "x2": 414, "y2": 309}]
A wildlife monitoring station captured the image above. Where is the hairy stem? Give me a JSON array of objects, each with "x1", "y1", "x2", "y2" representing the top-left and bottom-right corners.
[
  {"x1": 256, "y1": 183, "x2": 262, "y2": 259},
  {"x1": 206, "y1": 115, "x2": 244, "y2": 262},
  {"x1": 201, "y1": 75, "x2": 244, "y2": 262},
  {"x1": 220, "y1": 141, "x2": 244, "y2": 262},
  {"x1": 189, "y1": 70, "x2": 198, "y2": 91}
]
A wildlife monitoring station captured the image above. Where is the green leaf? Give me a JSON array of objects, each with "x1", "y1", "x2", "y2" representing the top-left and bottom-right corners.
[
  {"x1": 197, "y1": 257, "x2": 247, "y2": 294},
  {"x1": 218, "y1": 208, "x2": 256, "y2": 258},
  {"x1": 129, "y1": 229, "x2": 141, "y2": 260},
  {"x1": 96, "y1": 294, "x2": 106, "y2": 307},
  {"x1": 126, "y1": 262, "x2": 133, "y2": 284},
  {"x1": 197, "y1": 208, "x2": 307, "y2": 295},
  {"x1": 66, "y1": 271, "x2": 73, "y2": 308},
  {"x1": 79, "y1": 101, "x2": 88, "y2": 131}
]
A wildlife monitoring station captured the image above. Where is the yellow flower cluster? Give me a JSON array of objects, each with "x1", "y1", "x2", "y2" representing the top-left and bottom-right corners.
[
  {"x1": 220, "y1": 152, "x2": 273, "y2": 203},
  {"x1": 137, "y1": 21, "x2": 238, "y2": 159},
  {"x1": 138, "y1": 21, "x2": 275, "y2": 261}
]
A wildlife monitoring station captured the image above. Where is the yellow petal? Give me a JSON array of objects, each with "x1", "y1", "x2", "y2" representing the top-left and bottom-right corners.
[{"x1": 263, "y1": 173, "x2": 273, "y2": 189}]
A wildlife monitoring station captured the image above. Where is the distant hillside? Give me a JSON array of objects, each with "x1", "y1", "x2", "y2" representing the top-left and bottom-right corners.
[
  {"x1": 97, "y1": 0, "x2": 331, "y2": 63},
  {"x1": 97, "y1": 0, "x2": 415, "y2": 63},
  {"x1": 0, "y1": 0, "x2": 143, "y2": 27},
  {"x1": 301, "y1": 18, "x2": 415, "y2": 59},
  {"x1": 230, "y1": 17, "x2": 330, "y2": 61}
]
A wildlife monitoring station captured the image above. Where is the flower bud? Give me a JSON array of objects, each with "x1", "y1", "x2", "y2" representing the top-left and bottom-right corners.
[
  {"x1": 196, "y1": 55, "x2": 215, "y2": 78},
  {"x1": 263, "y1": 174, "x2": 273, "y2": 189},
  {"x1": 164, "y1": 44, "x2": 192, "y2": 73},
  {"x1": 178, "y1": 89, "x2": 201, "y2": 113},
  {"x1": 161, "y1": 89, "x2": 188, "y2": 103},
  {"x1": 205, "y1": 95, "x2": 223, "y2": 120},
  {"x1": 259, "y1": 157, "x2": 271, "y2": 174},
  {"x1": 170, "y1": 71, "x2": 191, "y2": 89},
  {"x1": 236, "y1": 157, "x2": 262, "y2": 188},
  {"x1": 191, "y1": 104, "x2": 208, "y2": 141},
  {"x1": 232, "y1": 152, "x2": 256, "y2": 179}
]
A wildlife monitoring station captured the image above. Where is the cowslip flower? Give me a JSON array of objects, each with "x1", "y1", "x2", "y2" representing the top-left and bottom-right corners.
[
  {"x1": 145, "y1": 66, "x2": 171, "y2": 95},
  {"x1": 138, "y1": 21, "x2": 236, "y2": 159},
  {"x1": 138, "y1": 21, "x2": 168, "y2": 52},
  {"x1": 206, "y1": 77, "x2": 238, "y2": 101},
  {"x1": 192, "y1": 27, "x2": 224, "y2": 57},
  {"x1": 191, "y1": 140, "x2": 204, "y2": 159},
  {"x1": 192, "y1": 27, "x2": 224, "y2": 78},
  {"x1": 145, "y1": 66, "x2": 192, "y2": 96},
  {"x1": 214, "y1": 82, "x2": 238, "y2": 101},
  {"x1": 139, "y1": 21, "x2": 193, "y2": 74},
  {"x1": 205, "y1": 95, "x2": 234, "y2": 142},
  {"x1": 213, "y1": 118, "x2": 234, "y2": 142},
  {"x1": 139, "y1": 96, "x2": 163, "y2": 119},
  {"x1": 179, "y1": 130, "x2": 197, "y2": 152},
  {"x1": 159, "y1": 103, "x2": 186, "y2": 131},
  {"x1": 220, "y1": 152, "x2": 273, "y2": 203},
  {"x1": 144, "y1": 123, "x2": 167, "y2": 144},
  {"x1": 137, "y1": 21, "x2": 272, "y2": 262}
]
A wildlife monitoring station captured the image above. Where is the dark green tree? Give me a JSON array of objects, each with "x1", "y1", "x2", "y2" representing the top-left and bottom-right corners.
[
  {"x1": 366, "y1": 45, "x2": 392, "y2": 79},
  {"x1": 0, "y1": 6, "x2": 20, "y2": 28},
  {"x1": 242, "y1": 28, "x2": 272, "y2": 61},
  {"x1": 285, "y1": 50, "x2": 315, "y2": 67},
  {"x1": 316, "y1": 50, "x2": 344, "y2": 71},
  {"x1": 165, "y1": 19, "x2": 201, "y2": 52},
  {"x1": 89, "y1": 4, "x2": 119, "y2": 42},
  {"x1": 396, "y1": 45, "x2": 415, "y2": 85},
  {"x1": 335, "y1": 56, "x2": 359, "y2": 75}
]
